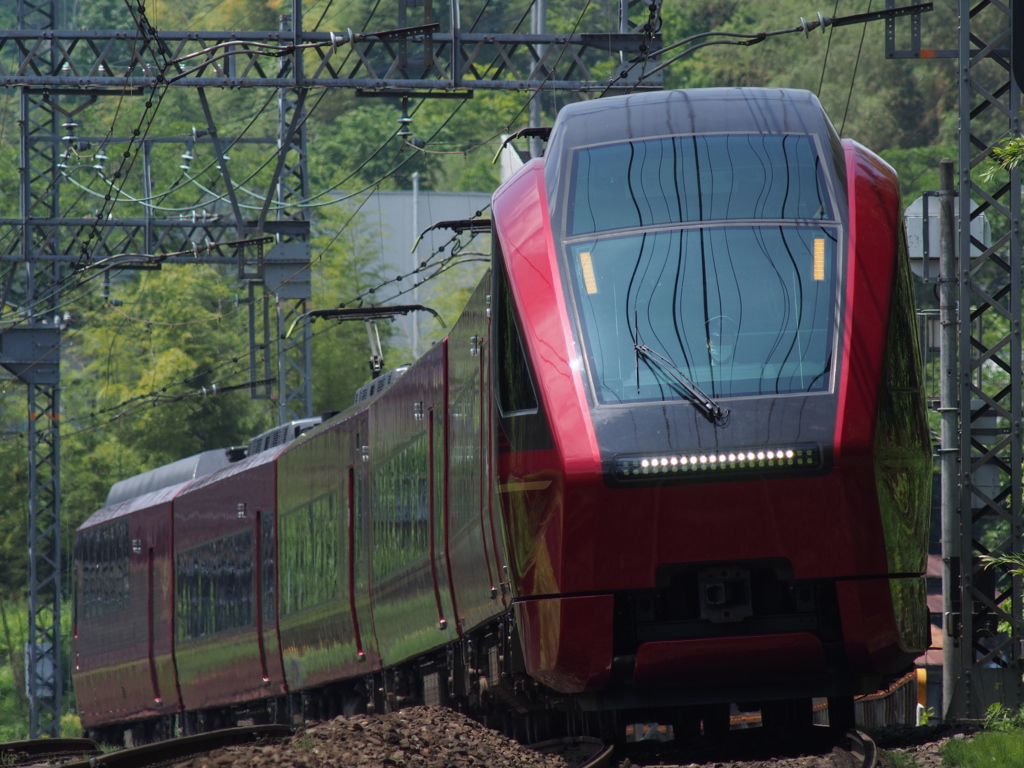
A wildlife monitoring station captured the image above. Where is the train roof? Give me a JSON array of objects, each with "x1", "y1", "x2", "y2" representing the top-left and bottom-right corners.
[
  {"x1": 353, "y1": 365, "x2": 410, "y2": 404},
  {"x1": 541, "y1": 87, "x2": 847, "y2": 233},
  {"x1": 548, "y1": 87, "x2": 837, "y2": 149},
  {"x1": 103, "y1": 448, "x2": 238, "y2": 507},
  {"x1": 544, "y1": 87, "x2": 843, "y2": 187},
  {"x1": 80, "y1": 480, "x2": 189, "y2": 531},
  {"x1": 247, "y1": 417, "x2": 322, "y2": 456},
  {"x1": 178, "y1": 437, "x2": 281, "y2": 495}
]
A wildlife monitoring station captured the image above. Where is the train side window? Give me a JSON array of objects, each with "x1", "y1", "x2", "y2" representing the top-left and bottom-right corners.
[
  {"x1": 175, "y1": 528, "x2": 256, "y2": 642},
  {"x1": 495, "y1": 260, "x2": 539, "y2": 415},
  {"x1": 277, "y1": 493, "x2": 339, "y2": 616},
  {"x1": 371, "y1": 433, "x2": 429, "y2": 582},
  {"x1": 79, "y1": 519, "x2": 129, "y2": 620}
]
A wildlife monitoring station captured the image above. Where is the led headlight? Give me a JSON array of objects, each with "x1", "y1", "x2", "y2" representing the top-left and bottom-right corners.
[{"x1": 614, "y1": 444, "x2": 822, "y2": 481}]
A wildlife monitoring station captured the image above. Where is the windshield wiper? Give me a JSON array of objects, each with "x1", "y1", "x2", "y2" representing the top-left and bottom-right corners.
[{"x1": 634, "y1": 343, "x2": 729, "y2": 424}]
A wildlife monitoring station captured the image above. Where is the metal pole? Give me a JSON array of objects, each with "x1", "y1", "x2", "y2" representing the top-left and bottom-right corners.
[
  {"x1": 412, "y1": 171, "x2": 420, "y2": 359},
  {"x1": 529, "y1": 0, "x2": 547, "y2": 158},
  {"x1": 142, "y1": 139, "x2": 153, "y2": 255},
  {"x1": 939, "y1": 157, "x2": 959, "y2": 720}
]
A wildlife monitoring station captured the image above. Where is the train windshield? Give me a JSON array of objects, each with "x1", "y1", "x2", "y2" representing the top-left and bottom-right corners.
[
  {"x1": 568, "y1": 134, "x2": 833, "y2": 235},
  {"x1": 566, "y1": 226, "x2": 837, "y2": 402}
]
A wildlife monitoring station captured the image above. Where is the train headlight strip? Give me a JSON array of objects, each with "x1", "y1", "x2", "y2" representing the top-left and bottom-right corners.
[{"x1": 614, "y1": 444, "x2": 822, "y2": 480}]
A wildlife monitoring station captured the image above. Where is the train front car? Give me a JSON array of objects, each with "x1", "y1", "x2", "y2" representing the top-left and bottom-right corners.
[{"x1": 492, "y1": 88, "x2": 931, "y2": 725}]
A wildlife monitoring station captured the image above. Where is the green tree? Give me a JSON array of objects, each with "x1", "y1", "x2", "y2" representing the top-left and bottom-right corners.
[
  {"x1": 309, "y1": 200, "x2": 399, "y2": 411},
  {"x1": 663, "y1": 0, "x2": 957, "y2": 151},
  {"x1": 59, "y1": 266, "x2": 276, "y2": 534}
]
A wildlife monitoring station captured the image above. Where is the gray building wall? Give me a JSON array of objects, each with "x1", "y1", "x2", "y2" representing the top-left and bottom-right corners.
[{"x1": 359, "y1": 189, "x2": 492, "y2": 360}]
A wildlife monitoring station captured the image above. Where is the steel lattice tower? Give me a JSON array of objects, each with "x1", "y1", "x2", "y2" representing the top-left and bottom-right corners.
[
  {"x1": 11, "y1": 0, "x2": 64, "y2": 739},
  {"x1": 939, "y1": 0, "x2": 1024, "y2": 718},
  {"x1": 274, "y1": 7, "x2": 313, "y2": 424}
]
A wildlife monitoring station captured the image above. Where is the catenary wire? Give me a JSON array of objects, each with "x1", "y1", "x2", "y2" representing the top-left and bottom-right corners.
[
  {"x1": 817, "y1": 0, "x2": 842, "y2": 96},
  {"x1": 51, "y1": 250, "x2": 488, "y2": 440},
  {"x1": 840, "y1": 0, "x2": 872, "y2": 135},
  {"x1": 3, "y1": 225, "x2": 487, "y2": 440}
]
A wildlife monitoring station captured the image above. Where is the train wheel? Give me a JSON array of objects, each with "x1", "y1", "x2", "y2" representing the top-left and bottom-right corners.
[
  {"x1": 700, "y1": 703, "x2": 731, "y2": 736},
  {"x1": 181, "y1": 710, "x2": 201, "y2": 736},
  {"x1": 827, "y1": 695, "x2": 856, "y2": 732},
  {"x1": 341, "y1": 684, "x2": 369, "y2": 716},
  {"x1": 760, "y1": 697, "x2": 813, "y2": 732}
]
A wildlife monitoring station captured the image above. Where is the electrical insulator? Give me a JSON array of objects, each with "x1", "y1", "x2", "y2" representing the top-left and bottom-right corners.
[{"x1": 397, "y1": 97, "x2": 413, "y2": 138}]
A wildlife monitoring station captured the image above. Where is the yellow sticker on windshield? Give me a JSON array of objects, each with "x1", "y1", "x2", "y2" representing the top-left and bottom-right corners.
[
  {"x1": 813, "y1": 238, "x2": 825, "y2": 281},
  {"x1": 580, "y1": 251, "x2": 598, "y2": 294}
]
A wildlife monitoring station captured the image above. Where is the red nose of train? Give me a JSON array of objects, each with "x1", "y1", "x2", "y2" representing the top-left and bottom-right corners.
[{"x1": 491, "y1": 88, "x2": 930, "y2": 705}]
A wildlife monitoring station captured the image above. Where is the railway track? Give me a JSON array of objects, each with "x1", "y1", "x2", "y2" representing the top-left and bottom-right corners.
[
  {"x1": 59, "y1": 725, "x2": 291, "y2": 768},
  {"x1": 0, "y1": 738, "x2": 101, "y2": 766},
  {"x1": 842, "y1": 729, "x2": 878, "y2": 768},
  {"x1": 0, "y1": 723, "x2": 875, "y2": 768},
  {"x1": 607, "y1": 727, "x2": 878, "y2": 768}
]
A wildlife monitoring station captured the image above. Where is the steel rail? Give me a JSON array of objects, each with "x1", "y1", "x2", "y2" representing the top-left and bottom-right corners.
[
  {"x1": 530, "y1": 736, "x2": 613, "y2": 768},
  {"x1": 841, "y1": 729, "x2": 878, "y2": 768},
  {"x1": 0, "y1": 737, "x2": 100, "y2": 765},
  {"x1": 60, "y1": 725, "x2": 293, "y2": 768},
  {"x1": 577, "y1": 741, "x2": 615, "y2": 768}
]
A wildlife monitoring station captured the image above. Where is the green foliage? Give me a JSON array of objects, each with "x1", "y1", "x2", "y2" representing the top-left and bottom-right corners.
[
  {"x1": 310, "y1": 201, "x2": 397, "y2": 411},
  {"x1": 980, "y1": 552, "x2": 1024, "y2": 577},
  {"x1": 308, "y1": 102, "x2": 431, "y2": 193},
  {"x1": 880, "y1": 145, "x2": 957, "y2": 210},
  {"x1": 74, "y1": 0, "x2": 282, "y2": 31},
  {"x1": 63, "y1": 267, "x2": 275, "y2": 465},
  {"x1": 981, "y1": 130, "x2": 1024, "y2": 187},
  {"x1": 72, "y1": 0, "x2": 135, "y2": 30},
  {"x1": 983, "y1": 703, "x2": 1024, "y2": 733},
  {"x1": 880, "y1": 748, "x2": 919, "y2": 768},
  {"x1": 664, "y1": 0, "x2": 957, "y2": 151},
  {"x1": 305, "y1": 90, "x2": 524, "y2": 195},
  {"x1": 943, "y1": 731, "x2": 1024, "y2": 767},
  {"x1": 0, "y1": 438, "x2": 29, "y2": 591},
  {"x1": 0, "y1": 597, "x2": 28, "y2": 742}
]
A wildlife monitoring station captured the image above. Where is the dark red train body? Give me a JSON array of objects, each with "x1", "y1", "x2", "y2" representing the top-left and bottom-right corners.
[{"x1": 72, "y1": 88, "x2": 930, "y2": 741}]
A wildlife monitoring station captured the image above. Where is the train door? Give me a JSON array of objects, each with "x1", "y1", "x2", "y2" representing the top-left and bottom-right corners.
[
  {"x1": 147, "y1": 547, "x2": 161, "y2": 704},
  {"x1": 447, "y1": 277, "x2": 506, "y2": 630},
  {"x1": 346, "y1": 463, "x2": 365, "y2": 662},
  {"x1": 351, "y1": 417, "x2": 379, "y2": 664},
  {"x1": 429, "y1": 377, "x2": 458, "y2": 636},
  {"x1": 255, "y1": 507, "x2": 282, "y2": 686},
  {"x1": 133, "y1": 504, "x2": 179, "y2": 719},
  {"x1": 478, "y1": 315, "x2": 508, "y2": 605}
]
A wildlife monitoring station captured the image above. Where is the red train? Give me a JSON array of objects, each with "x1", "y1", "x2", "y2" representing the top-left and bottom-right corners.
[{"x1": 72, "y1": 87, "x2": 931, "y2": 744}]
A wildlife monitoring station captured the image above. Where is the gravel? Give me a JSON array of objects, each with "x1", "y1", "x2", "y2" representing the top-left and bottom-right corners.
[
  {"x1": 169, "y1": 707, "x2": 570, "y2": 768},
  {"x1": 159, "y1": 706, "x2": 981, "y2": 768},
  {"x1": 612, "y1": 723, "x2": 982, "y2": 768},
  {"x1": 871, "y1": 722, "x2": 980, "y2": 768}
]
